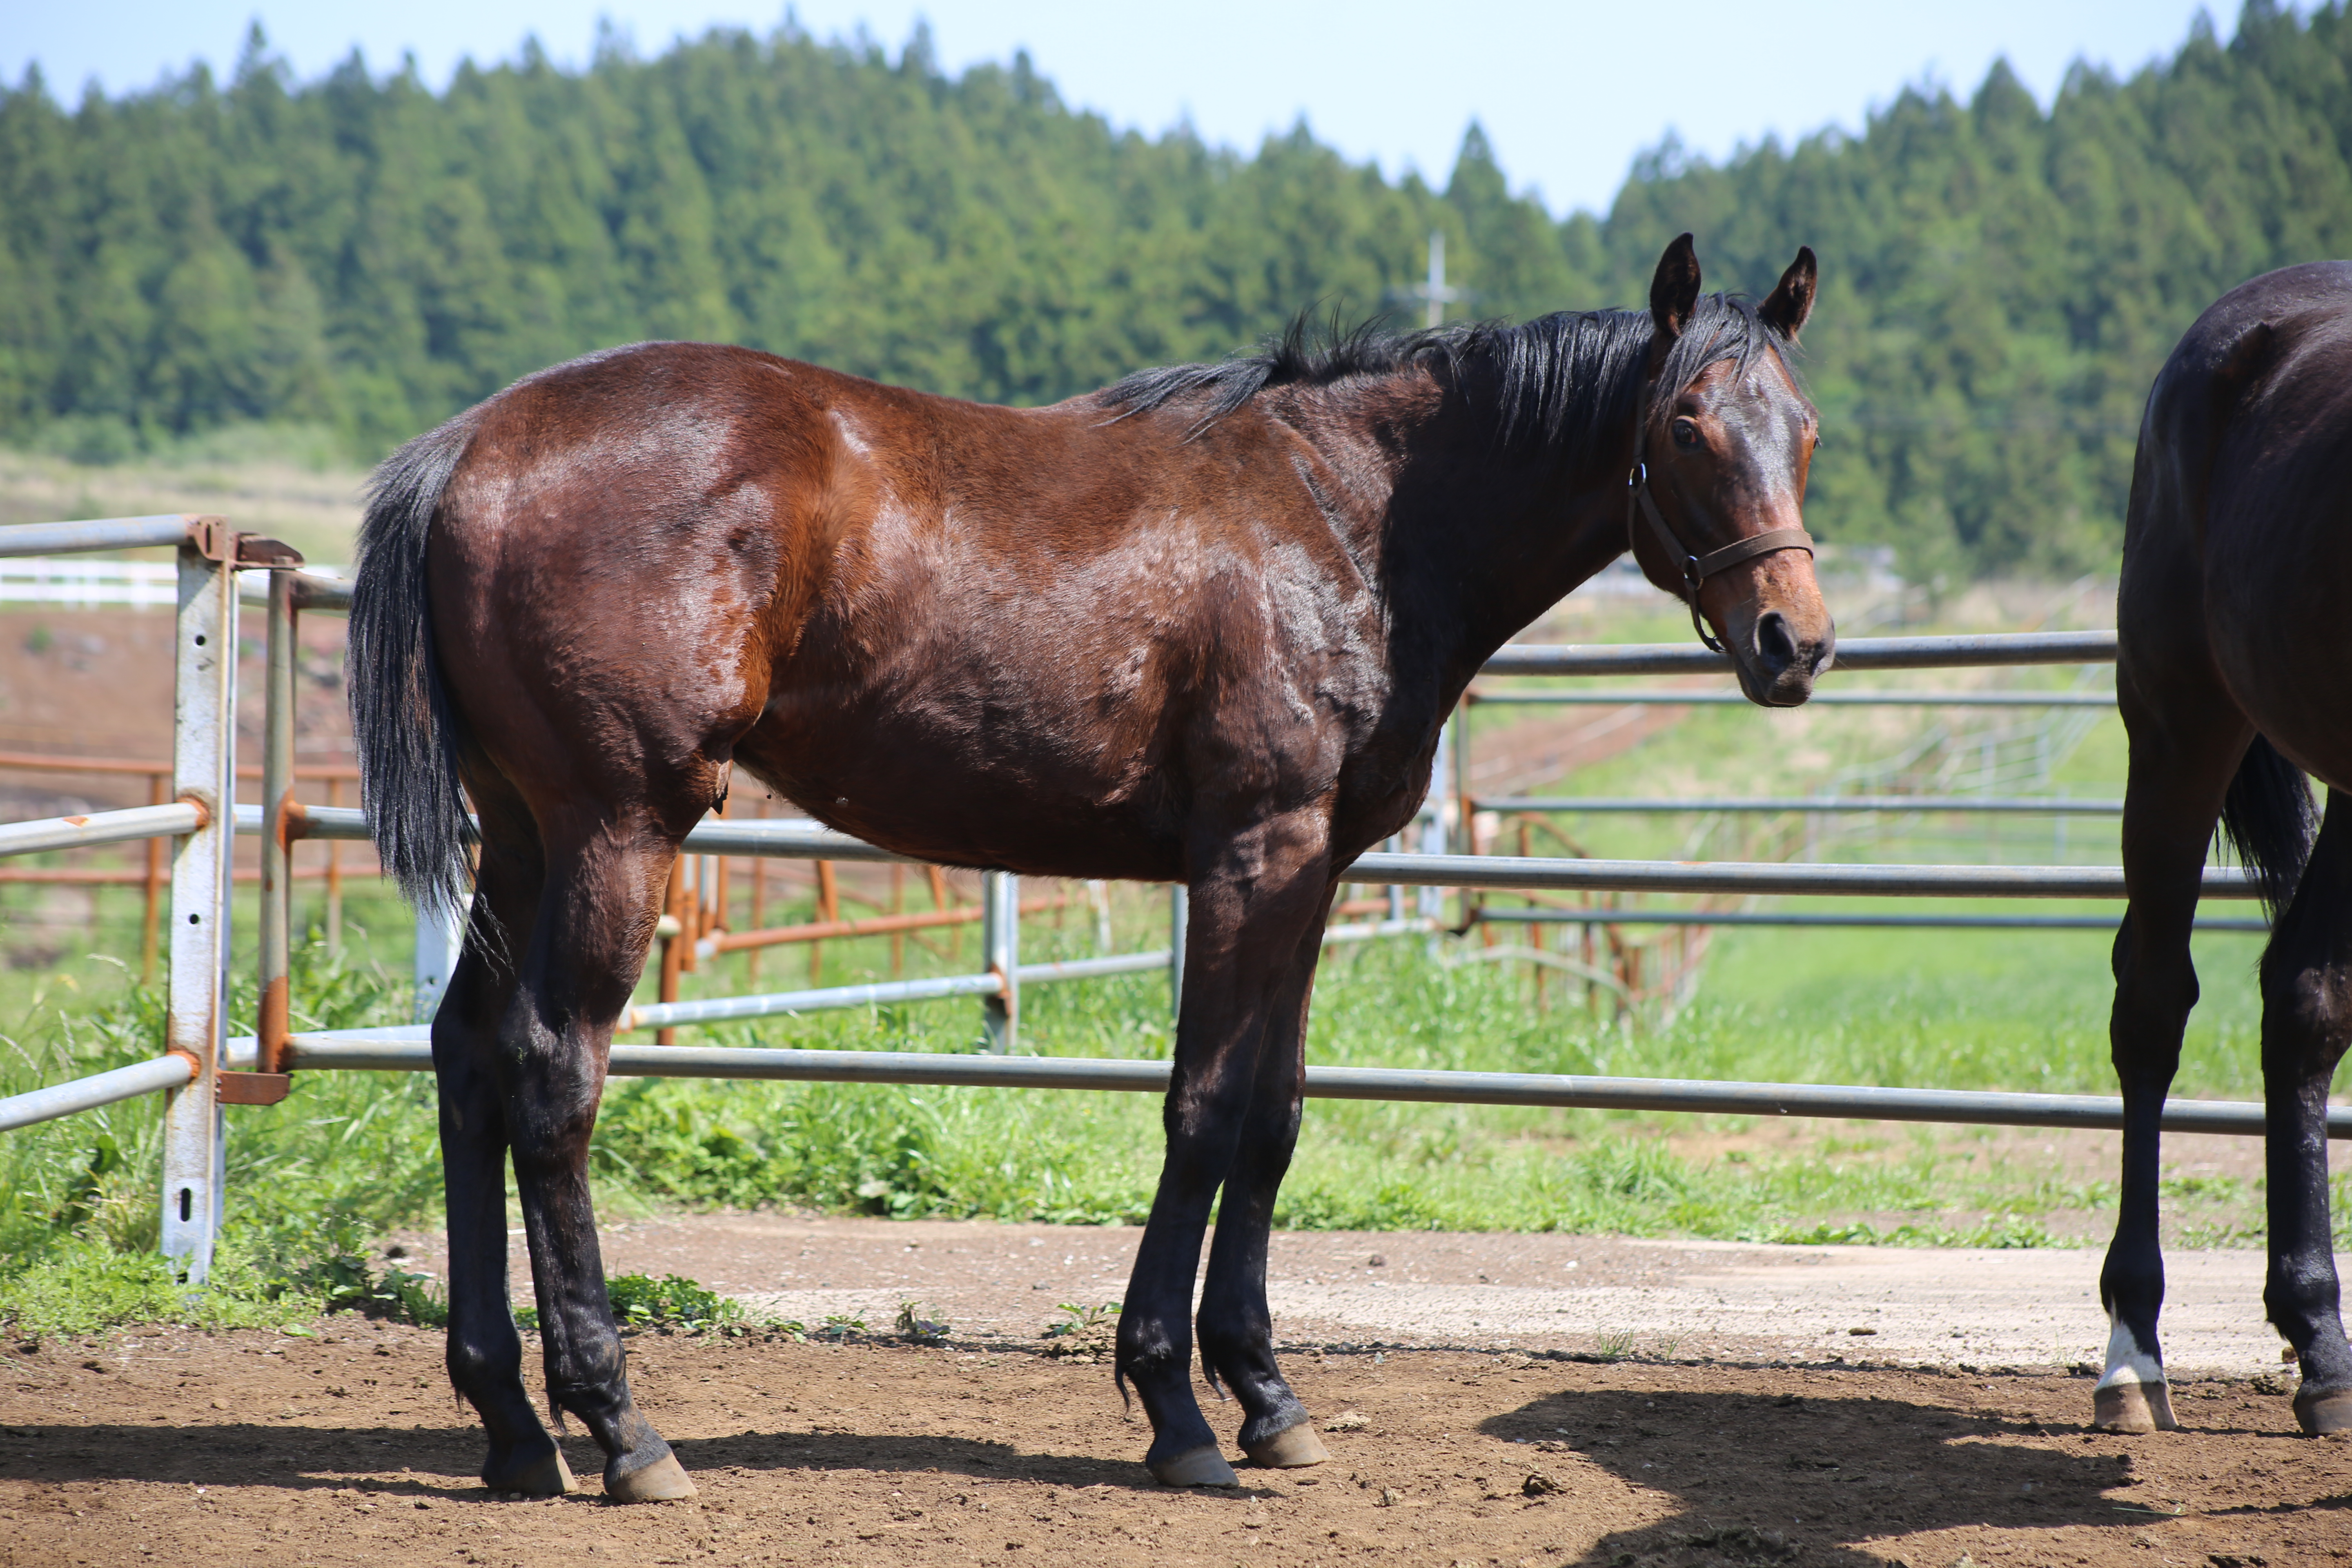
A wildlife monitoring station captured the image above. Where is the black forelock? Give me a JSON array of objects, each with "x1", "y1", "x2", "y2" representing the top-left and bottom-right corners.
[{"x1": 1101, "y1": 294, "x2": 1790, "y2": 470}]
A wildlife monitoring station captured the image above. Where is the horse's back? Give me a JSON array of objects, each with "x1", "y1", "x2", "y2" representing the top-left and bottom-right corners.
[
  {"x1": 2122, "y1": 263, "x2": 2352, "y2": 786},
  {"x1": 419, "y1": 339, "x2": 1391, "y2": 875}
]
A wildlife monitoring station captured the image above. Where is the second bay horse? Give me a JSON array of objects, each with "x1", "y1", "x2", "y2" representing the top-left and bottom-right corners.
[
  {"x1": 346, "y1": 234, "x2": 1834, "y2": 1498},
  {"x1": 2100, "y1": 261, "x2": 2352, "y2": 1437}
]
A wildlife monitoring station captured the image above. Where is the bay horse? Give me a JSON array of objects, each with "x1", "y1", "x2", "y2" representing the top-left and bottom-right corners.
[
  {"x1": 2099, "y1": 261, "x2": 2352, "y2": 1437},
  {"x1": 347, "y1": 234, "x2": 1832, "y2": 1500}
]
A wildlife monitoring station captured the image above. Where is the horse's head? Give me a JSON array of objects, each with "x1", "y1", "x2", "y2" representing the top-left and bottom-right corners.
[{"x1": 1627, "y1": 234, "x2": 1835, "y2": 706}]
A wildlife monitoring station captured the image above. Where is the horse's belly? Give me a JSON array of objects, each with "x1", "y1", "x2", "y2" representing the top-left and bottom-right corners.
[{"x1": 732, "y1": 707, "x2": 1182, "y2": 882}]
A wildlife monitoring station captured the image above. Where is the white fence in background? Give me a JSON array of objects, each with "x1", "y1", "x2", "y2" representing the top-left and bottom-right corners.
[
  {"x1": 0, "y1": 556, "x2": 178, "y2": 607},
  {"x1": 0, "y1": 557, "x2": 352, "y2": 608}
]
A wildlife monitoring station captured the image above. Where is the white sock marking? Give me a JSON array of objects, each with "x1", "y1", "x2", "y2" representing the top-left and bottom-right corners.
[{"x1": 2096, "y1": 1310, "x2": 2166, "y2": 1391}]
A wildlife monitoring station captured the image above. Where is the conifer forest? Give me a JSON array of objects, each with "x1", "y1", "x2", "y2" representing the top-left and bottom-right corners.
[{"x1": 2, "y1": 2, "x2": 2348, "y2": 577}]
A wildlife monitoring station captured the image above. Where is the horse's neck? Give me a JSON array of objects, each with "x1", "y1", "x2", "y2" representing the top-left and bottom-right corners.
[
  {"x1": 1377, "y1": 429, "x2": 1636, "y2": 695},
  {"x1": 1272, "y1": 372, "x2": 1635, "y2": 687}
]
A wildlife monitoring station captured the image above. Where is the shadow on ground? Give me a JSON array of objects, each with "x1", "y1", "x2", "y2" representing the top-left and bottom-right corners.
[
  {"x1": 0, "y1": 1419, "x2": 1246, "y2": 1501},
  {"x1": 1479, "y1": 1385, "x2": 2345, "y2": 1566}
]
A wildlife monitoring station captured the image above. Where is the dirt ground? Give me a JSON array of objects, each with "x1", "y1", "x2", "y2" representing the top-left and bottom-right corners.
[
  {"x1": 3, "y1": 1321, "x2": 2345, "y2": 1568},
  {"x1": 374, "y1": 1212, "x2": 2288, "y2": 1375}
]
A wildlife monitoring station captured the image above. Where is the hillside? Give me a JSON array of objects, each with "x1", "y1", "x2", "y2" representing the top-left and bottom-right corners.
[{"x1": 1, "y1": 2, "x2": 2346, "y2": 578}]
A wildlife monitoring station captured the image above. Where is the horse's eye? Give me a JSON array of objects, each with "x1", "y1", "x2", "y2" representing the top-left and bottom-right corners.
[{"x1": 1671, "y1": 418, "x2": 1700, "y2": 449}]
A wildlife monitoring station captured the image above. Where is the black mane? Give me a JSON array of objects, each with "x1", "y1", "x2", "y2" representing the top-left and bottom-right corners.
[{"x1": 1102, "y1": 295, "x2": 1785, "y2": 470}]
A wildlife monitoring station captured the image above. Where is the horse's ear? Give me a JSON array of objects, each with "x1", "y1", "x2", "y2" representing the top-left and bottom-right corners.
[
  {"x1": 1760, "y1": 247, "x2": 1817, "y2": 342},
  {"x1": 1650, "y1": 234, "x2": 1702, "y2": 341}
]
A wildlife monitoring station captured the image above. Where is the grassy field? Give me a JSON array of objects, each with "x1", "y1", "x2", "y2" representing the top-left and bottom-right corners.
[{"x1": 0, "y1": 425, "x2": 366, "y2": 564}]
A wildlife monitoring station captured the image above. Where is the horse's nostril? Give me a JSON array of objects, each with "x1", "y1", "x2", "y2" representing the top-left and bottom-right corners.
[{"x1": 1755, "y1": 611, "x2": 1799, "y2": 675}]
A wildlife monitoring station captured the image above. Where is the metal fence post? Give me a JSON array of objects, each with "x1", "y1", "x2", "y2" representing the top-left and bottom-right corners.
[
  {"x1": 1168, "y1": 883, "x2": 1188, "y2": 1027},
  {"x1": 1449, "y1": 702, "x2": 1469, "y2": 853},
  {"x1": 159, "y1": 539, "x2": 237, "y2": 1283},
  {"x1": 1420, "y1": 719, "x2": 1453, "y2": 924},
  {"x1": 981, "y1": 870, "x2": 1018, "y2": 1053},
  {"x1": 256, "y1": 571, "x2": 296, "y2": 1078},
  {"x1": 413, "y1": 900, "x2": 466, "y2": 1022}
]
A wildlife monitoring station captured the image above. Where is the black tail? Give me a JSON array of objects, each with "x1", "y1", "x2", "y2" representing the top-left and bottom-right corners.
[
  {"x1": 2220, "y1": 734, "x2": 2317, "y2": 920},
  {"x1": 348, "y1": 414, "x2": 480, "y2": 923}
]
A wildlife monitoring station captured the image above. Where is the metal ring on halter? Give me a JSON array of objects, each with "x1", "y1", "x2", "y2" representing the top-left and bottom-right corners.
[{"x1": 1626, "y1": 459, "x2": 1813, "y2": 656}]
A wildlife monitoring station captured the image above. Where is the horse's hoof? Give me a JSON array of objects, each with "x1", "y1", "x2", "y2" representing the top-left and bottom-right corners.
[
  {"x1": 1149, "y1": 1445, "x2": 1239, "y2": 1487},
  {"x1": 483, "y1": 1446, "x2": 576, "y2": 1497},
  {"x1": 1243, "y1": 1422, "x2": 1329, "y2": 1468},
  {"x1": 2293, "y1": 1382, "x2": 2352, "y2": 1437},
  {"x1": 605, "y1": 1452, "x2": 697, "y2": 1503},
  {"x1": 2093, "y1": 1380, "x2": 2177, "y2": 1433}
]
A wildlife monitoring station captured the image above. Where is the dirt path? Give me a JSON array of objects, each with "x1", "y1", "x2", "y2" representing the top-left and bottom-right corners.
[
  {"x1": 378, "y1": 1214, "x2": 2324, "y2": 1380},
  {"x1": 4, "y1": 1324, "x2": 2341, "y2": 1567}
]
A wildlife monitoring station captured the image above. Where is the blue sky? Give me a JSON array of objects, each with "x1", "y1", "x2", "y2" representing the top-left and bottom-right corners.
[{"x1": 4, "y1": 1, "x2": 2230, "y2": 214}]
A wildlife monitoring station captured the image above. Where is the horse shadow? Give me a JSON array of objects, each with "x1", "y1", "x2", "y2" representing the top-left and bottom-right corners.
[
  {"x1": 0, "y1": 1418, "x2": 1249, "y2": 1502},
  {"x1": 665, "y1": 1426, "x2": 1254, "y2": 1497},
  {"x1": 0, "y1": 1419, "x2": 486, "y2": 1495},
  {"x1": 1475, "y1": 1383, "x2": 2330, "y2": 1566}
]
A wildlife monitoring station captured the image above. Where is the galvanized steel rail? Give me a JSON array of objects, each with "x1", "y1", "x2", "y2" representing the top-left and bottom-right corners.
[
  {"x1": 1481, "y1": 795, "x2": 2124, "y2": 815},
  {"x1": 1481, "y1": 630, "x2": 2116, "y2": 677},
  {"x1": 1348, "y1": 850, "x2": 2253, "y2": 899},
  {"x1": 0, "y1": 515, "x2": 206, "y2": 559},
  {"x1": 0, "y1": 1054, "x2": 196, "y2": 1134},
  {"x1": 243, "y1": 1035, "x2": 2346, "y2": 1140},
  {"x1": 1471, "y1": 909, "x2": 2266, "y2": 934},
  {"x1": 0, "y1": 801, "x2": 205, "y2": 858},
  {"x1": 1469, "y1": 689, "x2": 2114, "y2": 707},
  {"x1": 239, "y1": 806, "x2": 2251, "y2": 900}
]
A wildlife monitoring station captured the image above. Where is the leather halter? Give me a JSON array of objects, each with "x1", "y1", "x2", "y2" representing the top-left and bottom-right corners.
[{"x1": 1626, "y1": 435, "x2": 1813, "y2": 655}]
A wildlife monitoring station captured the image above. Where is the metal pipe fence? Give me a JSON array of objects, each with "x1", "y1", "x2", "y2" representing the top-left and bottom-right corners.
[
  {"x1": 0, "y1": 515, "x2": 214, "y2": 559},
  {"x1": 1468, "y1": 689, "x2": 2114, "y2": 707},
  {"x1": 0, "y1": 1054, "x2": 197, "y2": 1134},
  {"x1": 1470, "y1": 908, "x2": 2267, "y2": 934},
  {"x1": 1480, "y1": 630, "x2": 2117, "y2": 676},
  {"x1": 3, "y1": 513, "x2": 2262, "y2": 1283},
  {"x1": 1479, "y1": 795, "x2": 2124, "y2": 815},
  {"x1": 0, "y1": 802, "x2": 206, "y2": 858},
  {"x1": 185, "y1": 1036, "x2": 2345, "y2": 1141}
]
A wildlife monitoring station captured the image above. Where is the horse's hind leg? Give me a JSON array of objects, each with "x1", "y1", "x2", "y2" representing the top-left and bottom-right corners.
[
  {"x1": 2098, "y1": 688, "x2": 2248, "y2": 1432},
  {"x1": 1195, "y1": 899, "x2": 1333, "y2": 1469},
  {"x1": 435, "y1": 784, "x2": 572, "y2": 1495},
  {"x1": 2259, "y1": 789, "x2": 2352, "y2": 1435},
  {"x1": 502, "y1": 811, "x2": 697, "y2": 1501}
]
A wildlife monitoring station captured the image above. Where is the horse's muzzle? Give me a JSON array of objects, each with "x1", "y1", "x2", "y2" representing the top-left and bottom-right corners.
[{"x1": 1745, "y1": 610, "x2": 1835, "y2": 706}]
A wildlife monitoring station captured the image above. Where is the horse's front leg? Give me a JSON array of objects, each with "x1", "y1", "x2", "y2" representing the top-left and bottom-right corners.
[
  {"x1": 2260, "y1": 791, "x2": 2352, "y2": 1436},
  {"x1": 1195, "y1": 893, "x2": 1333, "y2": 1469},
  {"x1": 503, "y1": 822, "x2": 696, "y2": 1502},
  {"x1": 1117, "y1": 815, "x2": 1331, "y2": 1487}
]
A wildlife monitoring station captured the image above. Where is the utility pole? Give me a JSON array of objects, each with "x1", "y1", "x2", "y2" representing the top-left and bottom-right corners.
[{"x1": 1414, "y1": 229, "x2": 1460, "y2": 329}]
